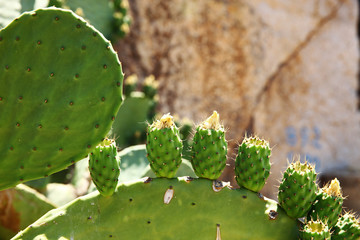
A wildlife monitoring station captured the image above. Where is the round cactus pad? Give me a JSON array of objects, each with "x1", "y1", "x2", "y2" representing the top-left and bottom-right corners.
[{"x1": 0, "y1": 8, "x2": 123, "y2": 190}]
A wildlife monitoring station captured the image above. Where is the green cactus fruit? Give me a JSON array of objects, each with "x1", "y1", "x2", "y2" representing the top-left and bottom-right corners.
[
  {"x1": 299, "y1": 219, "x2": 331, "y2": 240},
  {"x1": 0, "y1": 8, "x2": 123, "y2": 190},
  {"x1": 146, "y1": 113, "x2": 183, "y2": 178},
  {"x1": 191, "y1": 111, "x2": 227, "y2": 180},
  {"x1": 143, "y1": 75, "x2": 159, "y2": 99},
  {"x1": 308, "y1": 178, "x2": 343, "y2": 228},
  {"x1": 12, "y1": 178, "x2": 299, "y2": 240},
  {"x1": 332, "y1": 212, "x2": 360, "y2": 240},
  {"x1": 88, "y1": 139, "x2": 120, "y2": 197},
  {"x1": 0, "y1": 8, "x2": 123, "y2": 189},
  {"x1": 234, "y1": 135, "x2": 271, "y2": 192},
  {"x1": 123, "y1": 74, "x2": 138, "y2": 97},
  {"x1": 278, "y1": 159, "x2": 318, "y2": 219}
]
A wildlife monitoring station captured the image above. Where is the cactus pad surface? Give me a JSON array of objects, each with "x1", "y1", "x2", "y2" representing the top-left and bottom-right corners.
[
  {"x1": 191, "y1": 111, "x2": 227, "y2": 179},
  {"x1": 12, "y1": 178, "x2": 299, "y2": 240},
  {"x1": 235, "y1": 135, "x2": 271, "y2": 192},
  {"x1": 0, "y1": 8, "x2": 123, "y2": 190}
]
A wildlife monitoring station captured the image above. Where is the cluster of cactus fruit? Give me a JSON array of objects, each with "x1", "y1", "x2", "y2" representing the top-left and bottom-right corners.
[{"x1": 1, "y1": 7, "x2": 359, "y2": 240}]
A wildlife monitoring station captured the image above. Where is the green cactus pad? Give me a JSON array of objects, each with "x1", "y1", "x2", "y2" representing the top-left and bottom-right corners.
[
  {"x1": 299, "y1": 219, "x2": 331, "y2": 240},
  {"x1": 146, "y1": 113, "x2": 183, "y2": 178},
  {"x1": 89, "y1": 139, "x2": 120, "y2": 197},
  {"x1": 278, "y1": 160, "x2": 318, "y2": 219},
  {"x1": 191, "y1": 111, "x2": 227, "y2": 180},
  {"x1": 0, "y1": 8, "x2": 123, "y2": 190},
  {"x1": 308, "y1": 178, "x2": 343, "y2": 228},
  {"x1": 235, "y1": 135, "x2": 271, "y2": 192},
  {"x1": 12, "y1": 178, "x2": 299, "y2": 240},
  {"x1": 332, "y1": 212, "x2": 360, "y2": 240}
]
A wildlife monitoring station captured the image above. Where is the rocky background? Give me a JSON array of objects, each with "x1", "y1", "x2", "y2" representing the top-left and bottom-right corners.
[{"x1": 115, "y1": 0, "x2": 360, "y2": 211}]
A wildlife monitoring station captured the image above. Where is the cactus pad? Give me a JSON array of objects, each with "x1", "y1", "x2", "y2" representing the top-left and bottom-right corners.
[
  {"x1": 235, "y1": 135, "x2": 271, "y2": 192},
  {"x1": 332, "y1": 212, "x2": 360, "y2": 240},
  {"x1": 307, "y1": 178, "x2": 343, "y2": 228},
  {"x1": 191, "y1": 111, "x2": 227, "y2": 179},
  {"x1": 0, "y1": 8, "x2": 123, "y2": 190},
  {"x1": 12, "y1": 178, "x2": 299, "y2": 240},
  {"x1": 299, "y1": 219, "x2": 331, "y2": 240},
  {"x1": 146, "y1": 113, "x2": 183, "y2": 178},
  {"x1": 89, "y1": 139, "x2": 120, "y2": 197},
  {"x1": 278, "y1": 160, "x2": 318, "y2": 219}
]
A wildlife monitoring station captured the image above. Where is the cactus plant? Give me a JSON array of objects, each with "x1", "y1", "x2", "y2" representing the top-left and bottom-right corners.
[
  {"x1": 12, "y1": 178, "x2": 299, "y2": 240},
  {"x1": 307, "y1": 178, "x2": 343, "y2": 229},
  {"x1": 299, "y1": 219, "x2": 331, "y2": 240},
  {"x1": 0, "y1": 7, "x2": 123, "y2": 190},
  {"x1": 235, "y1": 135, "x2": 271, "y2": 192},
  {"x1": 88, "y1": 139, "x2": 120, "y2": 197},
  {"x1": 191, "y1": 111, "x2": 227, "y2": 180},
  {"x1": 278, "y1": 159, "x2": 318, "y2": 219},
  {"x1": 332, "y1": 212, "x2": 360, "y2": 240},
  {"x1": 146, "y1": 113, "x2": 183, "y2": 178}
]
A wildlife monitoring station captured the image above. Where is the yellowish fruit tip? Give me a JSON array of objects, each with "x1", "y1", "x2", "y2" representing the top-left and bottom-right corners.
[
  {"x1": 323, "y1": 178, "x2": 342, "y2": 198},
  {"x1": 243, "y1": 135, "x2": 269, "y2": 148},
  {"x1": 152, "y1": 113, "x2": 175, "y2": 129},
  {"x1": 306, "y1": 219, "x2": 328, "y2": 233},
  {"x1": 99, "y1": 138, "x2": 115, "y2": 147},
  {"x1": 291, "y1": 157, "x2": 315, "y2": 173},
  {"x1": 125, "y1": 74, "x2": 138, "y2": 85},
  {"x1": 200, "y1": 111, "x2": 222, "y2": 130},
  {"x1": 144, "y1": 75, "x2": 159, "y2": 88}
]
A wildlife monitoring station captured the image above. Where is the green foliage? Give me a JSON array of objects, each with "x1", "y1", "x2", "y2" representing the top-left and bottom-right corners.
[
  {"x1": 12, "y1": 178, "x2": 299, "y2": 240},
  {"x1": 235, "y1": 135, "x2": 271, "y2": 192},
  {"x1": 0, "y1": 8, "x2": 123, "y2": 190}
]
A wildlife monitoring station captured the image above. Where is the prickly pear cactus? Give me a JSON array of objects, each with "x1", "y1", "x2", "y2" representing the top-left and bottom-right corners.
[
  {"x1": 146, "y1": 113, "x2": 183, "y2": 178},
  {"x1": 89, "y1": 139, "x2": 120, "y2": 197},
  {"x1": 299, "y1": 219, "x2": 331, "y2": 240},
  {"x1": 191, "y1": 111, "x2": 227, "y2": 180},
  {"x1": 307, "y1": 178, "x2": 343, "y2": 228},
  {"x1": 235, "y1": 135, "x2": 271, "y2": 192},
  {"x1": 332, "y1": 212, "x2": 360, "y2": 240},
  {"x1": 0, "y1": 8, "x2": 123, "y2": 190},
  {"x1": 12, "y1": 178, "x2": 299, "y2": 240},
  {"x1": 278, "y1": 160, "x2": 318, "y2": 219}
]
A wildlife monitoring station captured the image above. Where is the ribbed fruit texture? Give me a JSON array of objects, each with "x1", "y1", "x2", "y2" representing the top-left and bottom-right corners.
[
  {"x1": 0, "y1": 8, "x2": 123, "y2": 190},
  {"x1": 235, "y1": 135, "x2": 271, "y2": 192},
  {"x1": 332, "y1": 212, "x2": 360, "y2": 240},
  {"x1": 299, "y1": 219, "x2": 331, "y2": 240},
  {"x1": 191, "y1": 111, "x2": 227, "y2": 180},
  {"x1": 307, "y1": 178, "x2": 343, "y2": 228},
  {"x1": 89, "y1": 139, "x2": 120, "y2": 197},
  {"x1": 146, "y1": 113, "x2": 183, "y2": 178},
  {"x1": 278, "y1": 160, "x2": 318, "y2": 219}
]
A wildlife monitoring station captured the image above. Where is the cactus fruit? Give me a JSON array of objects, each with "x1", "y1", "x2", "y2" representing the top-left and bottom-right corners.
[
  {"x1": 12, "y1": 178, "x2": 299, "y2": 240},
  {"x1": 278, "y1": 160, "x2": 318, "y2": 219},
  {"x1": 89, "y1": 139, "x2": 120, "y2": 197},
  {"x1": 234, "y1": 135, "x2": 271, "y2": 192},
  {"x1": 142, "y1": 75, "x2": 159, "y2": 99},
  {"x1": 123, "y1": 74, "x2": 138, "y2": 97},
  {"x1": 0, "y1": 8, "x2": 123, "y2": 190},
  {"x1": 146, "y1": 113, "x2": 183, "y2": 178},
  {"x1": 307, "y1": 178, "x2": 343, "y2": 228},
  {"x1": 332, "y1": 212, "x2": 360, "y2": 240},
  {"x1": 299, "y1": 219, "x2": 331, "y2": 240},
  {"x1": 191, "y1": 111, "x2": 227, "y2": 180}
]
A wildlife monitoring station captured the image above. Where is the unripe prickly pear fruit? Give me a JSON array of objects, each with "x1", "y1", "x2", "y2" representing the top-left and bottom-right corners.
[
  {"x1": 191, "y1": 111, "x2": 227, "y2": 180},
  {"x1": 278, "y1": 159, "x2": 318, "y2": 219},
  {"x1": 307, "y1": 178, "x2": 343, "y2": 228},
  {"x1": 123, "y1": 74, "x2": 138, "y2": 97},
  {"x1": 300, "y1": 219, "x2": 331, "y2": 240},
  {"x1": 234, "y1": 135, "x2": 271, "y2": 192},
  {"x1": 332, "y1": 212, "x2": 360, "y2": 240},
  {"x1": 89, "y1": 139, "x2": 120, "y2": 197},
  {"x1": 146, "y1": 113, "x2": 183, "y2": 178}
]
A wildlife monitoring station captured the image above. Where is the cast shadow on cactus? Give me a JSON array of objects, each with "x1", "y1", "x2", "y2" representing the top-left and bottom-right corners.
[{"x1": 0, "y1": 7, "x2": 359, "y2": 240}]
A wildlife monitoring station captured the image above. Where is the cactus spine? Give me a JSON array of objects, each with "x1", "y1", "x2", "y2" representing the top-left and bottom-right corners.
[
  {"x1": 146, "y1": 113, "x2": 183, "y2": 178},
  {"x1": 278, "y1": 160, "x2": 318, "y2": 219},
  {"x1": 191, "y1": 111, "x2": 227, "y2": 180},
  {"x1": 88, "y1": 139, "x2": 120, "y2": 197},
  {"x1": 307, "y1": 178, "x2": 343, "y2": 228},
  {"x1": 235, "y1": 135, "x2": 271, "y2": 192}
]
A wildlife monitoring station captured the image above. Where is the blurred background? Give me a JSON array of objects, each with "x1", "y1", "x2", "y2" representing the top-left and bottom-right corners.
[{"x1": 0, "y1": 0, "x2": 359, "y2": 237}]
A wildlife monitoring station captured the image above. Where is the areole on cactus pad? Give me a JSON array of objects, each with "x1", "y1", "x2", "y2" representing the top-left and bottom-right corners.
[{"x1": 0, "y1": 7, "x2": 123, "y2": 190}]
